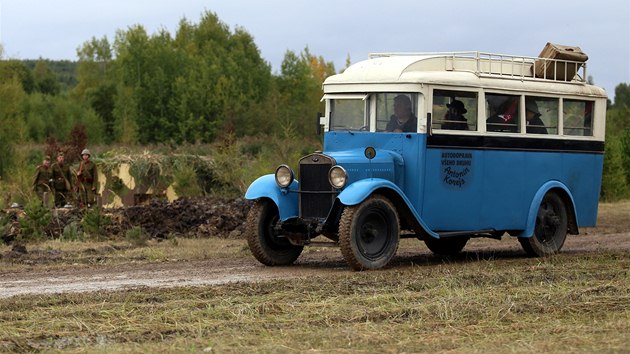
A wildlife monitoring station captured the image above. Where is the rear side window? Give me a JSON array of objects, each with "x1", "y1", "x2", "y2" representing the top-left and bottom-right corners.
[
  {"x1": 564, "y1": 100, "x2": 594, "y2": 136},
  {"x1": 432, "y1": 90, "x2": 477, "y2": 131},
  {"x1": 525, "y1": 96, "x2": 558, "y2": 135}
]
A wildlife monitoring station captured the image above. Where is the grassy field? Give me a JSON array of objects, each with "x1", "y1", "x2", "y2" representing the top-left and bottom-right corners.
[
  {"x1": 1, "y1": 252, "x2": 628, "y2": 353},
  {"x1": 0, "y1": 201, "x2": 629, "y2": 353}
]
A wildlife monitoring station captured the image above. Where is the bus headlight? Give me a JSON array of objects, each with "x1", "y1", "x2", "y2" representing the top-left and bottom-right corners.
[
  {"x1": 328, "y1": 165, "x2": 348, "y2": 189},
  {"x1": 275, "y1": 165, "x2": 294, "y2": 188}
]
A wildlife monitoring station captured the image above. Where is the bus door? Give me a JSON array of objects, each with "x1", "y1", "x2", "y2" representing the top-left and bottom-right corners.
[{"x1": 422, "y1": 89, "x2": 484, "y2": 232}]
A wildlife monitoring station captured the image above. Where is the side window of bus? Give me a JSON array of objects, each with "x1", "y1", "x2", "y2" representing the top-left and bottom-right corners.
[
  {"x1": 376, "y1": 93, "x2": 418, "y2": 132},
  {"x1": 486, "y1": 93, "x2": 520, "y2": 133},
  {"x1": 432, "y1": 90, "x2": 477, "y2": 131},
  {"x1": 525, "y1": 96, "x2": 558, "y2": 135},
  {"x1": 564, "y1": 100, "x2": 594, "y2": 136}
]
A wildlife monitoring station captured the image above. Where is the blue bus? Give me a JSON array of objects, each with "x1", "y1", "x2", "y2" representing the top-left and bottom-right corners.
[{"x1": 245, "y1": 48, "x2": 607, "y2": 270}]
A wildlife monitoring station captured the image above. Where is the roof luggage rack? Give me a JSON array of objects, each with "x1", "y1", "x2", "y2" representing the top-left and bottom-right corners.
[{"x1": 369, "y1": 43, "x2": 588, "y2": 83}]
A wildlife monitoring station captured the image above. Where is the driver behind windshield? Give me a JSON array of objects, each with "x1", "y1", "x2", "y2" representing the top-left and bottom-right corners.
[{"x1": 386, "y1": 94, "x2": 417, "y2": 132}]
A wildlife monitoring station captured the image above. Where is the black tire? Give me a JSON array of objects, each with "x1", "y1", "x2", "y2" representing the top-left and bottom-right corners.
[
  {"x1": 424, "y1": 236, "x2": 469, "y2": 256},
  {"x1": 519, "y1": 192, "x2": 568, "y2": 256},
  {"x1": 246, "y1": 199, "x2": 303, "y2": 266},
  {"x1": 339, "y1": 195, "x2": 400, "y2": 270}
]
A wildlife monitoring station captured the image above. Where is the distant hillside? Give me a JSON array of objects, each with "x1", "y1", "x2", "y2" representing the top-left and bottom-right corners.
[{"x1": 22, "y1": 59, "x2": 78, "y2": 91}]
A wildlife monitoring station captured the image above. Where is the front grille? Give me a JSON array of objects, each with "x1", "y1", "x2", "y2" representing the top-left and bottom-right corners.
[{"x1": 299, "y1": 154, "x2": 335, "y2": 219}]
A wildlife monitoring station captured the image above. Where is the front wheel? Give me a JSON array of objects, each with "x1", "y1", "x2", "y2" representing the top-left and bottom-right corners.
[
  {"x1": 339, "y1": 195, "x2": 400, "y2": 271},
  {"x1": 519, "y1": 192, "x2": 568, "y2": 256},
  {"x1": 246, "y1": 199, "x2": 303, "y2": 266}
]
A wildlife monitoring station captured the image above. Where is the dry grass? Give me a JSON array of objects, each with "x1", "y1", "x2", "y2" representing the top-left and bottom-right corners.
[
  {"x1": 590, "y1": 200, "x2": 630, "y2": 234},
  {"x1": 0, "y1": 251, "x2": 628, "y2": 353},
  {"x1": 0, "y1": 201, "x2": 629, "y2": 352},
  {"x1": 0, "y1": 238, "x2": 250, "y2": 273}
]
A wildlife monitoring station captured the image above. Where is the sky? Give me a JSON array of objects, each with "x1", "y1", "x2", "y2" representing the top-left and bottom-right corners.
[{"x1": 0, "y1": 0, "x2": 628, "y2": 100}]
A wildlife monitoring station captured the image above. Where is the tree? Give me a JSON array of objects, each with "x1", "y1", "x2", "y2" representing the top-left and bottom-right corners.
[
  {"x1": 75, "y1": 36, "x2": 116, "y2": 143},
  {"x1": 0, "y1": 60, "x2": 35, "y2": 93},
  {"x1": 111, "y1": 12, "x2": 273, "y2": 144},
  {"x1": 601, "y1": 138, "x2": 629, "y2": 201},
  {"x1": 275, "y1": 47, "x2": 335, "y2": 137},
  {"x1": 0, "y1": 76, "x2": 26, "y2": 176},
  {"x1": 614, "y1": 83, "x2": 630, "y2": 109},
  {"x1": 32, "y1": 60, "x2": 60, "y2": 95}
]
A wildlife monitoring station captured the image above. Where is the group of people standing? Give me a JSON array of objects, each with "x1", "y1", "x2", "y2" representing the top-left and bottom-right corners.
[{"x1": 32, "y1": 148, "x2": 98, "y2": 208}]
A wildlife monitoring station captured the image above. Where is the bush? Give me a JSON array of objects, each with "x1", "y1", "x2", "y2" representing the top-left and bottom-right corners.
[
  {"x1": 61, "y1": 221, "x2": 85, "y2": 242},
  {"x1": 172, "y1": 163, "x2": 202, "y2": 198},
  {"x1": 601, "y1": 138, "x2": 630, "y2": 201},
  {"x1": 125, "y1": 226, "x2": 148, "y2": 246},
  {"x1": 18, "y1": 200, "x2": 52, "y2": 242},
  {"x1": 81, "y1": 208, "x2": 111, "y2": 239}
]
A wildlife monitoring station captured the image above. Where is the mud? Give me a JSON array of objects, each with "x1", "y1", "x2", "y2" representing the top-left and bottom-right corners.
[{"x1": 1, "y1": 231, "x2": 629, "y2": 299}]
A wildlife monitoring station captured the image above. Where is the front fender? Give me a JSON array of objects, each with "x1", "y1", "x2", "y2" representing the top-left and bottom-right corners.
[
  {"x1": 338, "y1": 178, "x2": 438, "y2": 238},
  {"x1": 245, "y1": 174, "x2": 299, "y2": 221},
  {"x1": 520, "y1": 181, "x2": 576, "y2": 238}
]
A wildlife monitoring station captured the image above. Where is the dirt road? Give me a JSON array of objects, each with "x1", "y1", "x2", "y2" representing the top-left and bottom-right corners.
[{"x1": 1, "y1": 231, "x2": 628, "y2": 299}]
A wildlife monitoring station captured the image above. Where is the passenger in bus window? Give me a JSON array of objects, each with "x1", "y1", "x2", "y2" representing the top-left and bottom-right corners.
[
  {"x1": 386, "y1": 94, "x2": 417, "y2": 132},
  {"x1": 441, "y1": 100, "x2": 469, "y2": 130},
  {"x1": 486, "y1": 96, "x2": 519, "y2": 132},
  {"x1": 525, "y1": 100, "x2": 548, "y2": 134}
]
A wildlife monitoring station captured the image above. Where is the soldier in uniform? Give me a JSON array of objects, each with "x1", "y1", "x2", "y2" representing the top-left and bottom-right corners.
[
  {"x1": 77, "y1": 148, "x2": 98, "y2": 208},
  {"x1": 51, "y1": 152, "x2": 72, "y2": 207},
  {"x1": 33, "y1": 156, "x2": 53, "y2": 205}
]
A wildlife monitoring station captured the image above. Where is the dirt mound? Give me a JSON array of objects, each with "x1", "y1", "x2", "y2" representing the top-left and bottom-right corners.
[
  {"x1": 112, "y1": 197, "x2": 252, "y2": 239},
  {"x1": 1, "y1": 197, "x2": 253, "y2": 242}
]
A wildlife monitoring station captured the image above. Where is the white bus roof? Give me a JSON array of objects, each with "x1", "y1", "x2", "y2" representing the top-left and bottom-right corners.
[{"x1": 323, "y1": 52, "x2": 607, "y2": 98}]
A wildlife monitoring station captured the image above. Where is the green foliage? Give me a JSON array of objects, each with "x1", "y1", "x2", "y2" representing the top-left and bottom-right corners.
[
  {"x1": 210, "y1": 133, "x2": 320, "y2": 197},
  {"x1": 23, "y1": 59, "x2": 78, "y2": 91},
  {"x1": 0, "y1": 11, "x2": 334, "y2": 149},
  {"x1": 172, "y1": 163, "x2": 202, "y2": 198},
  {"x1": 0, "y1": 76, "x2": 27, "y2": 177},
  {"x1": 613, "y1": 83, "x2": 630, "y2": 109},
  {"x1": 18, "y1": 200, "x2": 52, "y2": 242},
  {"x1": 621, "y1": 130, "x2": 630, "y2": 186},
  {"x1": 0, "y1": 146, "x2": 41, "y2": 206},
  {"x1": 125, "y1": 226, "x2": 149, "y2": 246},
  {"x1": 273, "y1": 47, "x2": 334, "y2": 138},
  {"x1": 0, "y1": 60, "x2": 35, "y2": 93},
  {"x1": 32, "y1": 60, "x2": 60, "y2": 95},
  {"x1": 601, "y1": 138, "x2": 629, "y2": 201},
  {"x1": 81, "y1": 208, "x2": 111, "y2": 239},
  {"x1": 0, "y1": 213, "x2": 10, "y2": 240},
  {"x1": 61, "y1": 222, "x2": 85, "y2": 242}
]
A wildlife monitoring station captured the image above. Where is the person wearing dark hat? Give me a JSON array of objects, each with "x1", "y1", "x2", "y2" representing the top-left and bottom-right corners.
[
  {"x1": 33, "y1": 155, "x2": 52, "y2": 205},
  {"x1": 525, "y1": 99, "x2": 548, "y2": 134},
  {"x1": 441, "y1": 99, "x2": 469, "y2": 130},
  {"x1": 77, "y1": 148, "x2": 98, "y2": 208},
  {"x1": 386, "y1": 94, "x2": 418, "y2": 132},
  {"x1": 51, "y1": 152, "x2": 72, "y2": 207}
]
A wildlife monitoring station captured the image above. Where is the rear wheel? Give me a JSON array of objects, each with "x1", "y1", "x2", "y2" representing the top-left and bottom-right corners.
[
  {"x1": 339, "y1": 195, "x2": 400, "y2": 270},
  {"x1": 519, "y1": 192, "x2": 568, "y2": 256},
  {"x1": 246, "y1": 199, "x2": 303, "y2": 266},
  {"x1": 424, "y1": 236, "x2": 469, "y2": 256}
]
